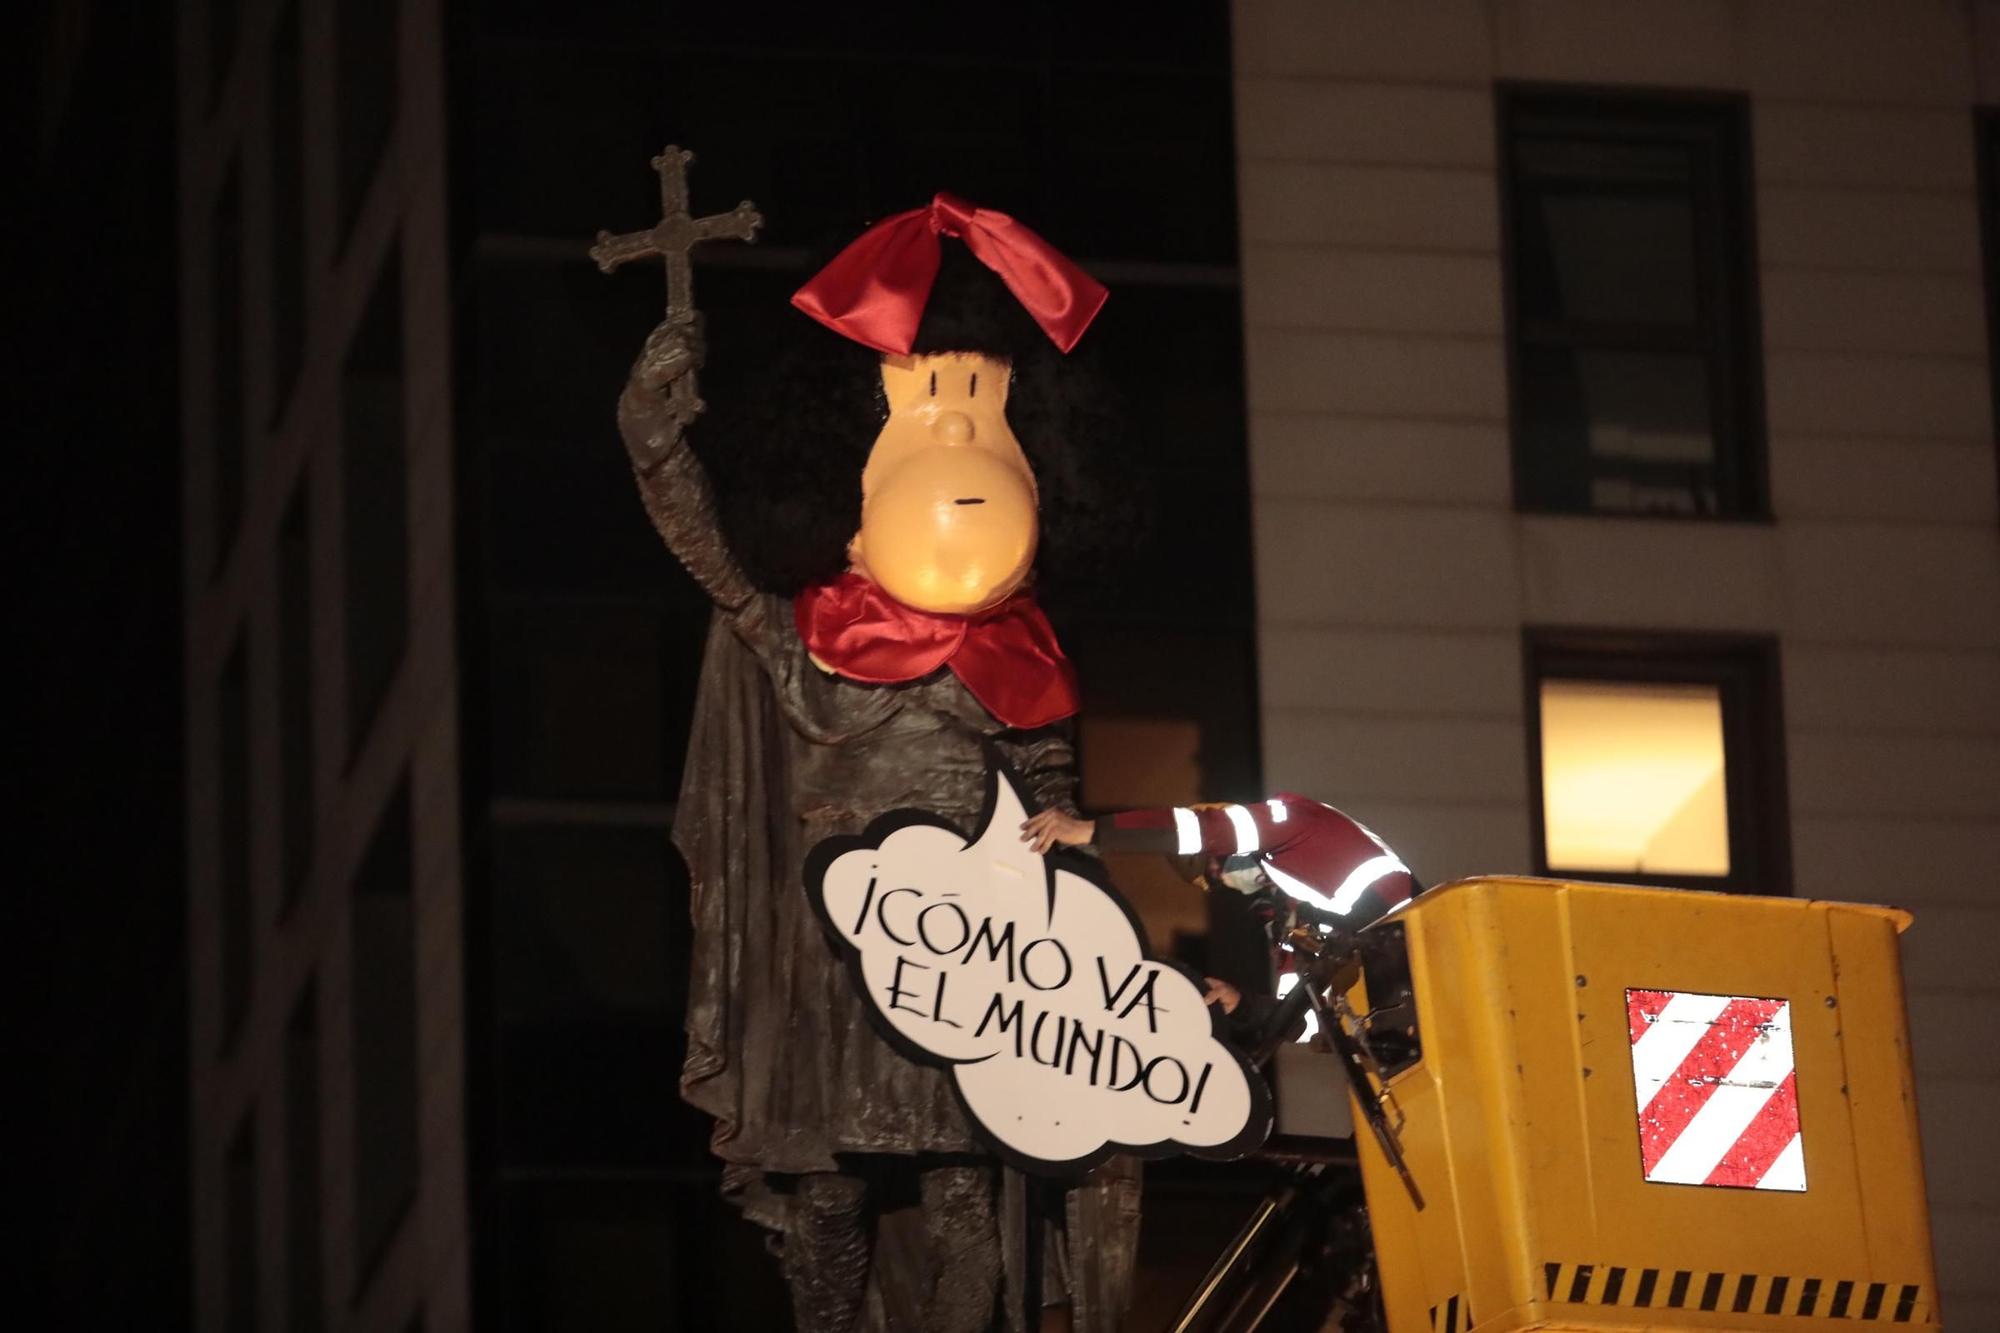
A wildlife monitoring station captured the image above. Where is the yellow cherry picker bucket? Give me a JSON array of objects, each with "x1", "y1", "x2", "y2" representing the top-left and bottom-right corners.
[{"x1": 1346, "y1": 876, "x2": 1939, "y2": 1332}]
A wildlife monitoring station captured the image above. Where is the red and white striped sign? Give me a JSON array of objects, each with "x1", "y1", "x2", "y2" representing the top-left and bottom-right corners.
[{"x1": 1626, "y1": 988, "x2": 1806, "y2": 1192}]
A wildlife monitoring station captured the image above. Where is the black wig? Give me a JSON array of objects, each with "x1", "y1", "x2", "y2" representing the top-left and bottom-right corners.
[{"x1": 694, "y1": 241, "x2": 1140, "y2": 607}]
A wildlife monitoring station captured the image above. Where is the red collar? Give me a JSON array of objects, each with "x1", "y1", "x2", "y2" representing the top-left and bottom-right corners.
[{"x1": 793, "y1": 573, "x2": 1079, "y2": 729}]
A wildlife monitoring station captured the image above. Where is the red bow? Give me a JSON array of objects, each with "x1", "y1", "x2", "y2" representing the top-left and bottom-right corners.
[
  {"x1": 791, "y1": 192, "x2": 1108, "y2": 356},
  {"x1": 793, "y1": 573, "x2": 1080, "y2": 729}
]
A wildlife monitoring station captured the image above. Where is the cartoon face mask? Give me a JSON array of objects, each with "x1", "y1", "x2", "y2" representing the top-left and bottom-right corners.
[{"x1": 849, "y1": 351, "x2": 1038, "y2": 615}]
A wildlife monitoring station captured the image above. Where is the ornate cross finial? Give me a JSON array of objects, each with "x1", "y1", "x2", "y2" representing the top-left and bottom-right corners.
[{"x1": 592, "y1": 147, "x2": 763, "y2": 424}]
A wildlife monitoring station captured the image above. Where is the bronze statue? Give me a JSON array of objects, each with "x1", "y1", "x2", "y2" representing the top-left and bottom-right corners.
[{"x1": 603, "y1": 155, "x2": 1138, "y2": 1331}]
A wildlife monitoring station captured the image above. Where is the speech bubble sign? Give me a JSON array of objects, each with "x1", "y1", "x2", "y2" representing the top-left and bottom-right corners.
[{"x1": 804, "y1": 766, "x2": 1271, "y2": 1175}]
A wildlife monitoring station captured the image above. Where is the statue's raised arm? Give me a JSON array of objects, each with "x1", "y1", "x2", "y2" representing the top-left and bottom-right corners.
[
  {"x1": 592, "y1": 145, "x2": 764, "y2": 613},
  {"x1": 617, "y1": 318, "x2": 756, "y2": 613}
]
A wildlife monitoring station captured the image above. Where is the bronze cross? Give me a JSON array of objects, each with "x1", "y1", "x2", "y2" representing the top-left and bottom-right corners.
[{"x1": 591, "y1": 146, "x2": 763, "y2": 421}]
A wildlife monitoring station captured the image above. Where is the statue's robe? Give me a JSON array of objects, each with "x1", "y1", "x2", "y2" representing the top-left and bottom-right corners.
[{"x1": 624, "y1": 382, "x2": 1140, "y2": 1331}]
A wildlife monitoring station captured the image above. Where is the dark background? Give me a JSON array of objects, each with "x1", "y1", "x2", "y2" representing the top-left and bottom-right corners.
[
  {"x1": 26, "y1": 0, "x2": 191, "y2": 1322},
  {"x1": 23, "y1": 3, "x2": 1264, "y2": 1326}
]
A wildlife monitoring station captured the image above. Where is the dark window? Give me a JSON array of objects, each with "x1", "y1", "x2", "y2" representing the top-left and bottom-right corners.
[
  {"x1": 1500, "y1": 87, "x2": 1766, "y2": 518},
  {"x1": 1524, "y1": 629, "x2": 1790, "y2": 896},
  {"x1": 285, "y1": 988, "x2": 323, "y2": 1333},
  {"x1": 1976, "y1": 107, "x2": 2000, "y2": 518},
  {"x1": 214, "y1": 162, "x2": 245, "y2": 575},
  {"x1": 336, "y1": 0, "x2": 398, "y2": 242},
  {"x1": 350, "y1": 780, "x2": 417, "y2": 1284},
  {"x1": 280, "y1": 488, "x2": 313, "y2": 902},
  {"x1": 342, "y1": 253, "x2": 406, "y2": 759},
  {"x1": 226, "y1": 1114, "x2": 256, "y2": 1333},
  {"x1": 268, "y1": 2, "x2": 305, "y2": 418},
  {"x1": 219, "y1": 637, "x2": 251, "y2": 1048}
]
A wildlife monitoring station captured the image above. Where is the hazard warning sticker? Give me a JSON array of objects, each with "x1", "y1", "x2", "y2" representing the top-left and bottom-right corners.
[{"x1": 1626, "y1": 988, "x2": 1806, "y2": 1192}]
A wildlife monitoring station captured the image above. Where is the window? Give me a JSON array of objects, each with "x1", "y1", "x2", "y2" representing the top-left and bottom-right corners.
[
  {"x1": 342, "y1": 253, "x2": 406, "y2": 759},
  {"x1": 285, "y1": 988, "x2": 323, "y2": 1333},
  {"x1": 280, "y1": 488, "x2": 313, "y2": 902},
  {"x1": 1525, "y1": 630, "x2": 1789, "y2": 896},
  {"x1": 336, "y1": 0, "x2": 398, "y2": 242},
  {"x1": 219, "y1": 637, "x2": 251, "y2": 1048},
  {"x1": 1540, "y1": 680, "x2": 1729, "y2": 876},
  {"x1": 226, "y1": 1115, "x2": 257, "y2": 1333},
  {"x1": 214, "y1": 162, "x2": 245, "y2": 574},
  {"x1": 350, "y1": 780, "x2": 417, "y2": 1282},
  {"x1": 1500, "y1": 87, "x2": 1766, "y2": 518},
  {"x1": 268, "y1": 2, "x2": 305, "y2": 418}
]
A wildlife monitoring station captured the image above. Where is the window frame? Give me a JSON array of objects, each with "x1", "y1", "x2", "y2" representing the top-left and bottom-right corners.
[
  {"x1": 1497, "y1": 82, "x2": 1771, "y2": 522},
  {"x1": 1522, "y1": 627, "x2": 1791, "y2": 897}
]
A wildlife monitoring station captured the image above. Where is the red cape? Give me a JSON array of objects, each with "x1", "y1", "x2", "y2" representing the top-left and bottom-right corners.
[{"x1": 793, "y1": 573, "x2": 1079, "y2": 729}]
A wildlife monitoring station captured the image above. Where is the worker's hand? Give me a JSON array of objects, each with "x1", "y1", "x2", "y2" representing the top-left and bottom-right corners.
[
  {"x1": 1019, "y1": 809, "x2": 1093, "y2": 855},
  {"x1": 1202, "y1": 977, "x2": 1241, "y2": 1014}
]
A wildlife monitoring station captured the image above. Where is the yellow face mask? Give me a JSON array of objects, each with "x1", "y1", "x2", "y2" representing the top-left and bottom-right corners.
[{"x1": 849, "y1": 352, "x2": 1039, "y2": 615}]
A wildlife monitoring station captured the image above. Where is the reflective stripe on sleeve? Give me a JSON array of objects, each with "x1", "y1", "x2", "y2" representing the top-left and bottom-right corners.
[
  {"x1": 1264, "y1": 860, "x2": 1338, "y2": 914},
  {"x1": 1330, "y1": 854, "x2": 1408, "y2": 916},
  {"x1": 1172, "y1": 807, "x2": 1202, "y2": 855},
  {"x1": 1224, "y1": 804, "x2": 1261, "y2": 854}
]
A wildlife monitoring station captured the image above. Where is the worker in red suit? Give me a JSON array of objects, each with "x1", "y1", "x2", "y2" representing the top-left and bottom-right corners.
[
  {"x1": 1022, "y1": 795, "x2": 1420, "y2": 1032},
  {"x1": 1023, "y1": 793, "x2": 1417, "y2": 923}
]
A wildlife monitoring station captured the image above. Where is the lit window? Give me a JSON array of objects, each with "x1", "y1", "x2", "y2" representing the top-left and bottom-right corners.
[
  {"x1": 1527, "y1": 631, "x2": 1790, "y2": 895},
  {"x1": 1539, "y1": 680, "x2": 1728, "y2": 877}
]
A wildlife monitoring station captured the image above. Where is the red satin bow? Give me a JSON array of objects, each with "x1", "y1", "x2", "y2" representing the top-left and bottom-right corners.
[
  {"x1": 791, "y1": 192, "x2": 1108, "y2": 355},
  {"x1": 793, "y1": 572, "x2": 1080, "y2": 729}
]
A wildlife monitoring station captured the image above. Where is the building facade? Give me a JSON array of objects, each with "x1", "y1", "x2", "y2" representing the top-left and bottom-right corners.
[
  {"x1": 1231, "y1": 0, "x2": 1998, "y2": 1325},
  {"x1": 180, "y1": 0, "x2": 469, "y2": 1327}
]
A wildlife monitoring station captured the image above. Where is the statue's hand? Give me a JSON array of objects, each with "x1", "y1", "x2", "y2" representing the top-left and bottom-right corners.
[
  {"x1": 620, "y1": 317, "x2": 707, "y2": 470},
  {"x1": 635, "y1": 316, "x2": 705, "y2": 394},
  {"x1": 1020, "y1": 809, "x2": 1094, "y2": 855}
]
